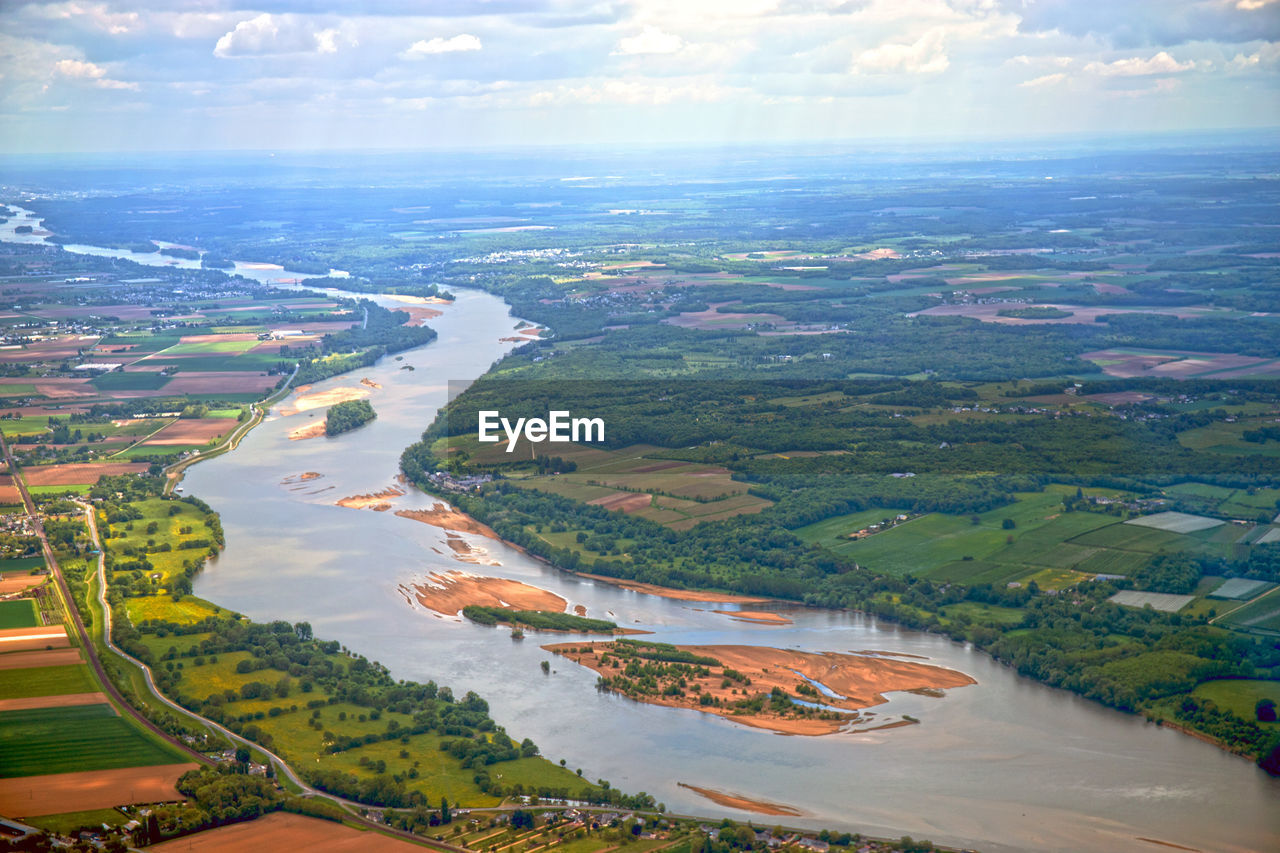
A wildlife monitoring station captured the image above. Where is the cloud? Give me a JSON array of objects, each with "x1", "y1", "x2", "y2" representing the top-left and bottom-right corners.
[
  {"x1": 529, "y1": 77, "x2": 736, "y2": 106},
  {"x1": 1007, "y1": 0, "x2": 1280, "y2": 48},
  {"x1": 1228, "y1": 42, "x2": 1280, "y2": 69},
  {"x1": 30, "y1": 2, "x2": 139, "y2": 36},
  {"x1": 53, "y1": 58, "x2": 137, "y2": 90},
  {"x1": 851, "y1": 30, "x2": 948, "y2": 75},
  {"x1": 1020, "y1": 72, "x2": 1066, "y2": 88},
  {"x1": 1084, "y1": 51, "x2": 1194, "y2": 77},
  {"x1": 403, "y1": 34, "x2": 483, "y2": 57},
  {"x1": 213, "y1": 13, "x2": 355, "y2": 58},
  {"x1": 614, "y1": 26, "x2": 684, "y2": 55}
]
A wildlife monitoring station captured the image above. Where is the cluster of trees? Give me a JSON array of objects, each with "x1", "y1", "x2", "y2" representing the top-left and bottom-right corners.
[
  {"x1": 324, "y1": 399, "x2": 376, "y2": 436},
  {"x1": 294, "y1": 300, "x2": 436, "y2": 385},
  {"x1": 461, "y1": 605, "x2": 618, "y2": 633}
]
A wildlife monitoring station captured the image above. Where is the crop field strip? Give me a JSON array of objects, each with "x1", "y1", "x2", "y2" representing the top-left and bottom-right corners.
[{"x1": 0, "y1": 704, "x2": 189, "y2": 777}]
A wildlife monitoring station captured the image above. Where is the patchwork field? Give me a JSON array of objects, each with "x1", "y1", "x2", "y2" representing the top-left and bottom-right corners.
[
  {"x1": 501, "y1": 443, "x2": 773, "y2": 530},
  {"x1": 1217, "y1": 586, "x2": 1280, "y2": 634}
]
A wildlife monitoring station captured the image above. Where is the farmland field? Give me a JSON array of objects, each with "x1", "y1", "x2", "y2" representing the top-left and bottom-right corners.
[
  {"x1": 0, "y1": 763, "x2": 196, "y2": 817},
  {"x1": 1108, "y1": 591, "x2": 1194, "y2": 612},
  {"x1": 0, "y1": 664, "x2": 97, "y2": 699},
  {"x1": 0, "y1": 599, "x2": 40, "y2": 629},
  {"x1": 0, "y1": 704, "x2": 187, "y2": 777},
  {"x1": 1216, "y1": 586, "x2": 1280, "y2": 633}
]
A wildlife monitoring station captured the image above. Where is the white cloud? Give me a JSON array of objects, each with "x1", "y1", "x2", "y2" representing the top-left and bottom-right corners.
[
  {"x1": 615, "y1": 26, "x2": 684, "y2": 56},
  {"x1": 1084, "y1": 51, "x2": 1193, "y2": 77},
  {"x1": 404, "y1": 34, "x2": 483, "y2": 57},
  {"x1": 1007, "y1": 55, "x2": 1073, "y2": 68},
  {"x1": 1020, "y1": 72, "x2": 1066, "y2": 88},
  {"x1": 53, "y1": 58, "x2": 137, "y2": 90},
  {"x1": 213, "y1": 13, "x2": 355, "y2": 58},
  {"x1": 1236, "y1": 0, "x2": 1278, "y2": 10},
  {"x1": 1229, "y1": 42, "x2": 1280, "y2": 69},
  {"x1": 852, "y1": 30, "x2": 949, "y2": 75},
  {"x1": 530, "y1": 78, "x2": 734, "y2": 107},
  {"x1": 32, "y1": 2, "x2": 138, "y2": 36}
]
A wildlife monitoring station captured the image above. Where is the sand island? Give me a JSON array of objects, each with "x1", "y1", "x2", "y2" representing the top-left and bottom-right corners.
[{"x1": 543, "y1": 639, "x2": 975, "y2": 735}]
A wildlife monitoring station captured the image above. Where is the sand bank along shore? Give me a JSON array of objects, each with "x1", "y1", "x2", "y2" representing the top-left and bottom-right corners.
[
  {"x1": 395, "y1": 503, "x2": 500, "y2": 539},
  {"x1": 575, "y1": 573, "x2": 769, "y2": 604},
  {"x1": 400, "y1": 570, "x2": 567, "y2": 616},
  {"x1": 336, "y1": 485, "x2": 406, "y2": 511},
  {"x1": 676, "y1": 783, "x2": 803, "y2": 817},
  {"x1": 543, "y1": 640, "x2": 975, "y2": 736},
  {"x1": 712, "y1": 610, "x2": 793, "y2": 625},
  {"x1": 288, "y1": 420, "x2": 327, "y2": 441},
  {"x1": 278, "y1": 385, "x2": 370, "y2": 416}
]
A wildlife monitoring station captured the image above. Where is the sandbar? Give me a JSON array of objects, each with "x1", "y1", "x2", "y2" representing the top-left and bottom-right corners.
[
  {"x1": 401, "y1": 570, "x2": 567, "y2": 616},
  {"x1": 543, "y1": 641, "x2": 975, "y2": 736},
  {"x1": 278, "y1": 385, "x2": 369, "y2": 416},
  {"x1": 576, "y1": 572, "x2": 769, "y2": 604},
  {"x1": 337, "y1": 485, "x2": 406, "y2": 510},
  {"x1": 712, "y1": 610, "x2": 793, "y2": 625},
  {"x1": 677, "y1": 783, "x2": 802, "y2": 817},
  {"x1": 396, "y1": 503, "x2": 499, "y2": 539},
  {"x1": 360, "y1": 377, "x2": 382, "y2": 389},
  {"x1": 288, "y1": 420, "x2": 327, "y2": 441}
]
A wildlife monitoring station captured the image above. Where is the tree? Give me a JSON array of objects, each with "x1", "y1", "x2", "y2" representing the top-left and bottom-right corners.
[
  {"x1": 440, "y1": 796, "x2": 451, "y2": 824},
  {"x1": 1257, "y1": 698, "x2": 1277, "y2": 723}
]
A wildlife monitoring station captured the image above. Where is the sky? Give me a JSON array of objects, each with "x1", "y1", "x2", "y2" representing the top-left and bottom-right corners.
[{"x1": 0, "y1": 0, "x2": 1277, "y2": 153}]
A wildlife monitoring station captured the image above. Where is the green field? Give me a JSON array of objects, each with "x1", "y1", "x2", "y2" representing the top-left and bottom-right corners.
[
  {"x1": 25, "y1": 808, "x2": 129, "y2": 835},
  {"x1": 1191, "y1": 679, "x2": 1280, "y2": 728},
  {"x1": 1217, "y1": 586, "x2": 1280, "y2": 634},
  {"x1": 27, "y1": 484, "x2": 92, "y2": 497},
  {"x1": 0, "y1": 416, "x2": 50, "y2": 436},
  {"x1": 0, "y1": 664, "x2": 96, "y2": 699},
  {"x1": 0, "y1": 598, "x2": 40, "y2": 629},
  {"x1": 0, "y1": 704, "x2": 186, "y2": 777},
  {"x1": 159, "y1": 340, "x2": 261, "y2": 355},
  {"x1": 800, "y1": 488, "x2": 1124, "y2": 581},
  {"x1": 104, "y1": 497, "x2": 220, "y2": 593},
  {"x1": 90, "y1": 371, "x2": 172, "y2": 391},
  {"x1": 0, "y1": 556, "x2": 46, "y2": 573}
]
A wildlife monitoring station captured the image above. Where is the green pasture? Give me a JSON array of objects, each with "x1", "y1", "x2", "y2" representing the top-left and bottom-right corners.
[
  {"x1": 90, "y1": 372, "x2": 171, "y2": 391},
  {"x1": 0, "y1": 417, "x2": 50, "y2": 436},
  {"x1": 1191, "y1": 679, "x2": 1280, "y2": 727}
]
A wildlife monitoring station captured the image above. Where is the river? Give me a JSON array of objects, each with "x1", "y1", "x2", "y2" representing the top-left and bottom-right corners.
[{"x1": 2, "y1": 206, "x2": 1278, "y2": 853}]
